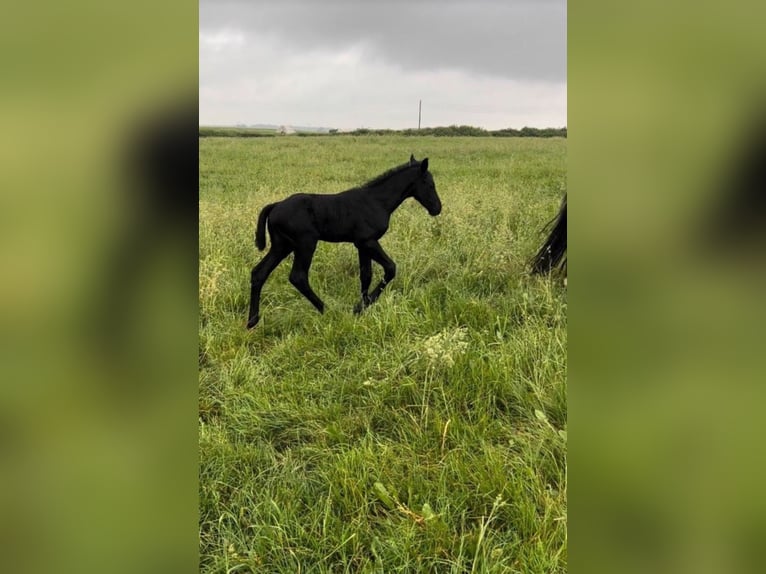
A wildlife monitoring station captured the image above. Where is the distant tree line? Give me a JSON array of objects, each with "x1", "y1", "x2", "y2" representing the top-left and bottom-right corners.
[
  {"x1": 335, "y1": 125, "x2": 566, "y2": 137},
  {"x1": 199, "y1": 125, "x2": 567, "y2": 138},
  {"x1": 199, "y1": 127, "x2": 275, "y2": 137}
]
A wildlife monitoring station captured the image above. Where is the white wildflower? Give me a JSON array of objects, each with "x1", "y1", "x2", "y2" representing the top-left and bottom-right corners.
[{"x1": 419, "y1": 327, "x2": 469, "y2": 368}]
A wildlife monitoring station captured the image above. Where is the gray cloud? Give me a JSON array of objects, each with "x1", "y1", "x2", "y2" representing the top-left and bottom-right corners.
[
  {"x1": 200, "y1": 1, "x2": 566, "y2": 83},
  {"x1": 200, "y1": 1, "x2": 566, "y2": 128}
]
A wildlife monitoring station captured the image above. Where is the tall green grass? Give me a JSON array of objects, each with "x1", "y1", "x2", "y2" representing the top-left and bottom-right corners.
[{"x1": 199, "y1": 135, "x2": 567, "y2": 572}]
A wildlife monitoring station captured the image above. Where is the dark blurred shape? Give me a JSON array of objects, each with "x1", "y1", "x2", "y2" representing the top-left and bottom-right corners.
[
  {"x1": 704, "y1": 110, "x2": 766, "y2": 255},
  {"x1": 126, "y1": 95, "x2": 199, "y2": 225},
  {"x1": 531, "y1": 194, "x2": 567, "y2": 275},
  {"x1": 89, "y1": 94, "x2": 198, "y2": 362}
]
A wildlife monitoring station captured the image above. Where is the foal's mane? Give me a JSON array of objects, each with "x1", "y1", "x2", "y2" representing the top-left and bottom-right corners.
[{"x1": 357, "y1": 162, "x2": 417, "y2": 191}]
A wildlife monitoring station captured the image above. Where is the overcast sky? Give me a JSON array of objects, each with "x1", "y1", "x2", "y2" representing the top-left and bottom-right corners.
[{"x1": 200, "y1": 1, "x2": 566, "y2": 130}]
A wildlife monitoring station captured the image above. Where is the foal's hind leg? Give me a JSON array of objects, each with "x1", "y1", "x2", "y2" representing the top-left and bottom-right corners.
[
  {"x1": 247, "y1": 241, "x2": 291, "y2": 329},
  {"x1": 288, "y1": 240, "x2": 325, "y2": 313}
]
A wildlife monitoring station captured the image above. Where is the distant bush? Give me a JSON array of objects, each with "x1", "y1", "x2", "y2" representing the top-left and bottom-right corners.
[
  {"x1": 199, "y1": 127, "x2": 275, "y2": 138},
  {"x1": 341, "y1": 125, "x2": 566, "y2": 138},
  {"x1": 491, "y1": 127, "x2": 567, "y2": 138}
]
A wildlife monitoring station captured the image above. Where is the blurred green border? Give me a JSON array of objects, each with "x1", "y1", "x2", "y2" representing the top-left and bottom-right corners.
[
  {"x1": 571, "y1": 2, "x2": 766, "y2": 573},
  {"x1": 0, "y1": 2, "x2": 198, "y2": 574}
]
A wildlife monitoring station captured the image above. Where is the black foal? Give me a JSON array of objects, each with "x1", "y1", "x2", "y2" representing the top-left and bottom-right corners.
[{"x1": 247, "y1": 155, "x2": 441, "y2": 328}]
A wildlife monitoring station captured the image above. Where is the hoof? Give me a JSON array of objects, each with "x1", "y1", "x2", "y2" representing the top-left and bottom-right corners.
[
  {"x1": 246, "y1": 315, "x2": 260, "y2": 329},
  {"x1": 354, "y1": 294, "x2": 371, "y2": 315}
]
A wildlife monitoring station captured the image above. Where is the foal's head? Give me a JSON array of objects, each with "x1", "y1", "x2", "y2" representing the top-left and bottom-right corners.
[{"x1": 408, "y1": 155, "x2": 442, "y2": 216}]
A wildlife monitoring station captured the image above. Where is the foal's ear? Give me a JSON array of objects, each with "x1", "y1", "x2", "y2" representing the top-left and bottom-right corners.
[
  {"x1": 420, "y1": 157, "x2": 429, "y2": 172},
  {"x1": 410, "y1": 154, "x2": 416, "y2": 164}
]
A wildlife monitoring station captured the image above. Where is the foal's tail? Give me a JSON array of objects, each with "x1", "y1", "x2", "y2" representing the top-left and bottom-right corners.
[
  {"x1": 255, "y1": 203, "x2": 277, "y2": 251},
  {"x1": 531, "y1": 194, "x2": 567, "y2": 274}
]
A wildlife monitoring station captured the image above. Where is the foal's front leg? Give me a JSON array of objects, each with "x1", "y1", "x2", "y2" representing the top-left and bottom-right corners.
[
  {"x1": 353, "y1": 246, "x2": 372, "y2": 314},
  {"x1": 354, "y1": 240, "x2": 396, "y2": 313}
]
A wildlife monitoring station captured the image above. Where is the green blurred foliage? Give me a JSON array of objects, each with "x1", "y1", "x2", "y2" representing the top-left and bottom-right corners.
[
  {"x1": 0, "y1": 2, "x2": 197, "y2": 573},
  {"x1": 571, "y1": 1, "x2": 766, "y2": 573}
]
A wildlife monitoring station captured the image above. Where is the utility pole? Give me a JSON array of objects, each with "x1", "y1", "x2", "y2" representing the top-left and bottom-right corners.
[{"x1": 418, "y1": 100, "x2": 422, "y2": 130}]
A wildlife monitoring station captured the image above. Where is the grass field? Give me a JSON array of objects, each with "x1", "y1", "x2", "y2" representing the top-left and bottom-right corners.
[{"x1": 199, "y1": 135, "x2": 567, "y2": 572}]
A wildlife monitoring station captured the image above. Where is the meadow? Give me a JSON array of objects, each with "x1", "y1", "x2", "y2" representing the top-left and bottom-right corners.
[{"x1": 199, "y1": 135, "x2": 567, "y2": 572}]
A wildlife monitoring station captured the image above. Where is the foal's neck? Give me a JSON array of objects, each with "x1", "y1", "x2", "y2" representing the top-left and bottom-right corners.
[{"x1": 369, "y1": 168, "x2": 415, "y2": 213}]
